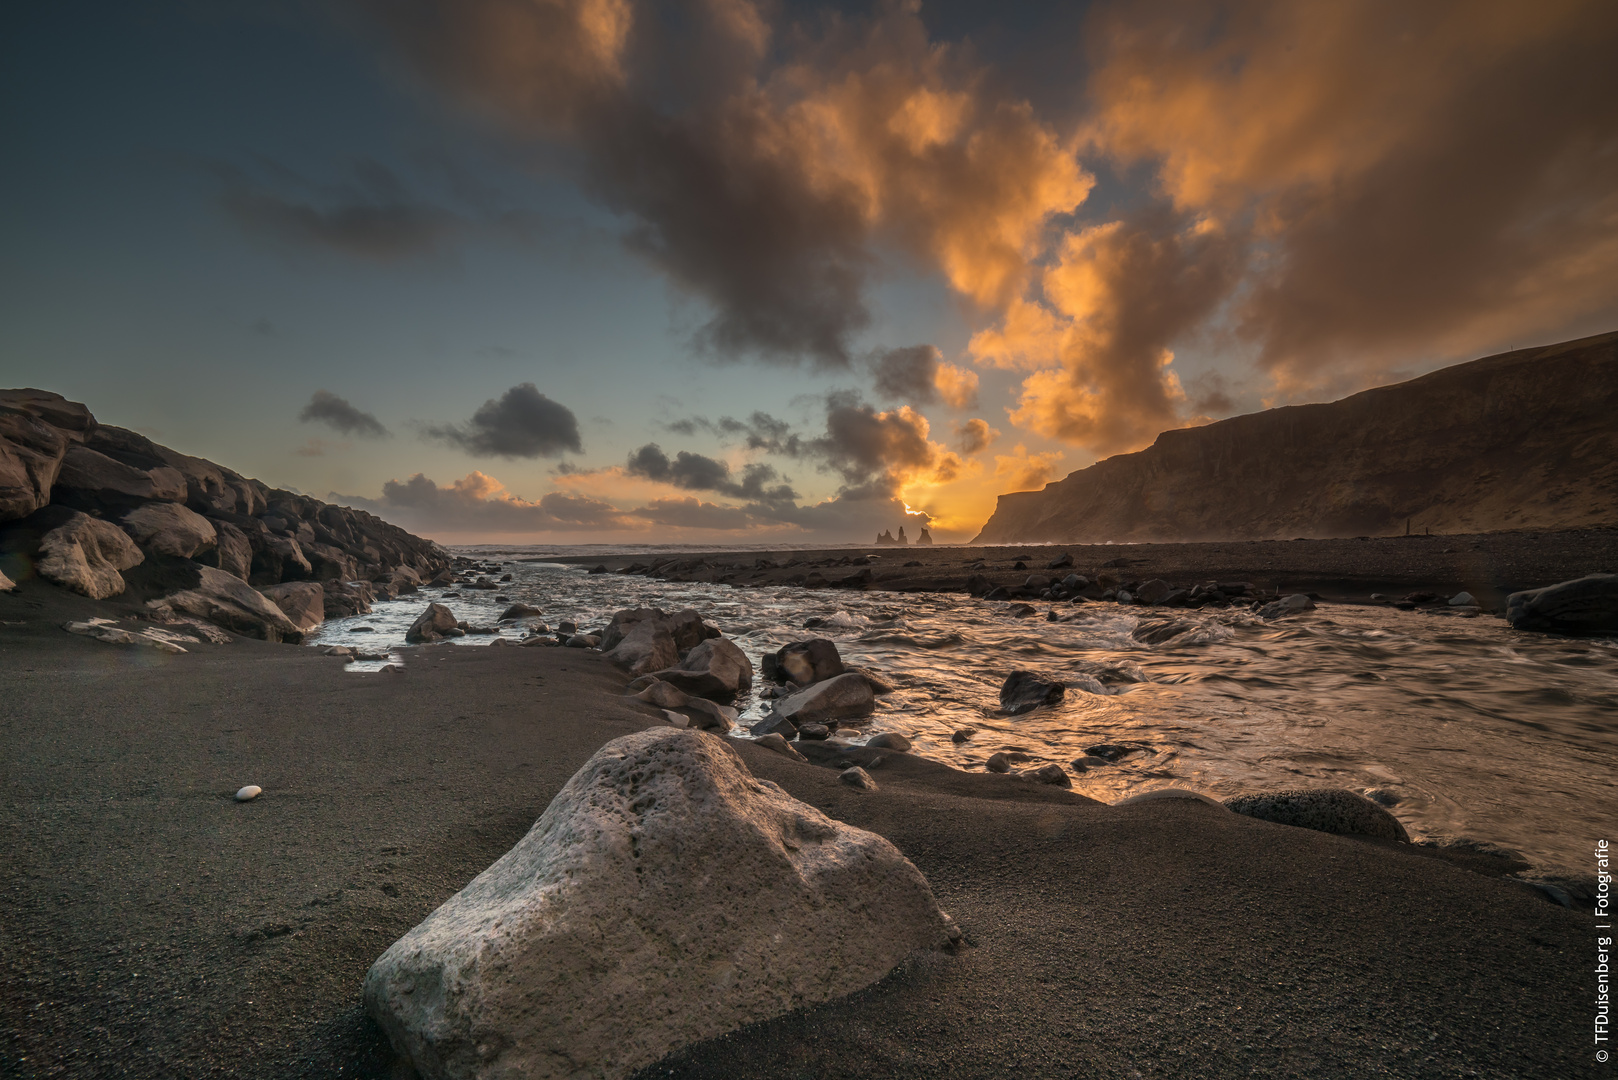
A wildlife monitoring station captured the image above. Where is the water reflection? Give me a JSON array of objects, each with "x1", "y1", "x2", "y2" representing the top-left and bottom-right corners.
[{"x1": 309, "y1": 558, "x2": 1618, "y2": 874}]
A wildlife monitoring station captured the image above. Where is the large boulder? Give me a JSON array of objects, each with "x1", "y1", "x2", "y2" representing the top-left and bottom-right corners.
[
  {"x1": 650, "y1": 637, "x2": 754, "y2": 700},
  {"x1": 152, "y1": 565, "x2": 302, "y2": 642},
  {"x1": 52, "y1": 445, "x2": 187, "y2": 507},
  {"x1": 364, "y1": 729, "x2": 958, "y2": 1080},
  {"x1": 203, "y1": 519, "x2": 253, "y2": 581},
  {"x1": 36, "y1": 509, "x2": 144, "y2": 599},
  {"x1": 121, "y1": 502, "x2": 217, "y2": 559},
  {"x1": 774, "y1": 638, "x2": 845, "y2": 686},
  {"x1": 261, "y1": 581, "x2": 326, "y2": 633},
  {"x1": 406, "y1": 603, "x2": 460, "y2": 643},
  {"x1": 1506, "y1": 574, "x2": 1618, "y2": 636},
  {"x1": 249, "y1": 532, "x2": 312, "y2": 585},
  {"x1": 0, "y1": 408, "x2": 70, "y2": 523},
  {"x1": 599, "y1": 607, "x2": 669, "y2": 652},
  {"x1": 1223, "y1": 788, "x2": 1410, "y2": 843},
  {"x1": 999, "y1": 670, "x2": 1065, "y2": 715},
  {"x1": 603, "y1": 618, "x2": 680, "y2": 676},
  {"x1": 774, "y1": 671, "x2": 876, "y2": 726}
]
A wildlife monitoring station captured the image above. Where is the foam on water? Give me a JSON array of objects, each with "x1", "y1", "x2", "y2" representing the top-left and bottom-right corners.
[{"x1": 307, "y1": 554, "x2": 1618, "y2": 874}]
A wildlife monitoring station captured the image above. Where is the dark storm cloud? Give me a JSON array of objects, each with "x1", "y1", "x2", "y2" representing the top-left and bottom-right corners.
[
  {"x1": 625, "y1": 443, "x2": 798, "y2": 504},
  {"x1": 870, "y1": 345, "x2": 941, "y2": 404},
  {"x1": 298, "y1": 390, "x2": 390, "y2": 438},
  {"x1": 218, "y1": 159, "x2": 463, "y2": 261},
  {"x1": 423, "y1": 383, "x2": 584, "y2": 458},
  {"x1": 345, "y1": 0, "x2": 1088, "y2": 368}
]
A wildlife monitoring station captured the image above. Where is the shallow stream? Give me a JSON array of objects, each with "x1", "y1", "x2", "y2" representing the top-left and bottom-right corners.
[{"x1": 307, "y1": 550, "x2": 1618, "y2": 876}]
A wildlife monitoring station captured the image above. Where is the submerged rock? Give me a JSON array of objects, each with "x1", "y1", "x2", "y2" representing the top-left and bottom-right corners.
[
  {"x1": 364, "y1": 729, "x2": 958, "y2": 1080},
  {"x1": 1258, "y1": 593, "x2": 1316, "y2": 620},
  {"x1": 865, "y1": 732, "x2": 912, "y2": 752},
  {"x1": 1506, "y1": 574, "x2": 1618, "y2": 636},
  {"x1": 999, "y1": 670, "x2": 1065, "y2": 715},
  {"x1": 1223, "y1": 788, "x2": 1410, "y2": 842}
]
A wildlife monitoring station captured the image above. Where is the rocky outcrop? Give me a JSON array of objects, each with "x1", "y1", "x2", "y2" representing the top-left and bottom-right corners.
[
  {"x1": 150, "y1": 565, "x2": 302, "y2": 643},
  {"x1": 364, "y1": 729, "x2": 958, "y2": 1080},
  {"x1": 974, "y1": 331, "x2": 1618, "y2": 542},
  {"x1": 35, "y1": 509, "x2": 145, "y2": 599},
  {"x1": 1506, "y1": 574, "x2": 1618, "y2": 636},
  {"x1": 0, "y1": 388, "x2": 449, "y2": 638}
]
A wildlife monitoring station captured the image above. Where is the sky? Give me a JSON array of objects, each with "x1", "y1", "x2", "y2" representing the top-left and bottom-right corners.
[{"x1": 3, "y1": 0, "x2": 1616, "y2": 545}]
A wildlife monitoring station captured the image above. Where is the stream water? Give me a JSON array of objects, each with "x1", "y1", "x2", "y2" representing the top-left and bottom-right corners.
[{"x1": 307, "y1": 548, "x2": 1618, "y2": 876}]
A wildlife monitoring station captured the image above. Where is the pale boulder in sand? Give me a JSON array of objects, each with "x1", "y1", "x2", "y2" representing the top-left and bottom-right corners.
[
  {"x1": 364, "y1": 728, "x2": 958, "y2": 1080},
  {"x1": 36, "y1": 510, "x2": 144, "y2": 599}
]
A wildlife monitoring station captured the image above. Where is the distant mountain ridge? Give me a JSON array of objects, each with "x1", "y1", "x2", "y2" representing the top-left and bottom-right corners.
[{"x1": 972, "y1": 331, "x2": 1618, "y2": 544}]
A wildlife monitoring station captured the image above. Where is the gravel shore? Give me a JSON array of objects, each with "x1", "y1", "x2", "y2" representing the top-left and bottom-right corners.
[
  {"x1": 0, "y1": 578, "x2": 1597, "y2": 1079},
  {"x1": 550, "y1": 528, "x2": 1618, "y2": 608}
]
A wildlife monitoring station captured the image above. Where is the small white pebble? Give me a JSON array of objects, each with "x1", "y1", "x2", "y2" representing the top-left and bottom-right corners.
[{"x1": 235, "y1": 785, "x2": 262, "y2": 802}]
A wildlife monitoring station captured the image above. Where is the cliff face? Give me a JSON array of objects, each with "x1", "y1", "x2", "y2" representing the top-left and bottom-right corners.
[{"x1": 973, "y1": 331, "x2": 1618, "y2": 544}]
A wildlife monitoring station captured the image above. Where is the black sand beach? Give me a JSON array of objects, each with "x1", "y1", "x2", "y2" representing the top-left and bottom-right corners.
[{"x1": 0, "y1": 576, "x2": 1600, "y2": 1079}]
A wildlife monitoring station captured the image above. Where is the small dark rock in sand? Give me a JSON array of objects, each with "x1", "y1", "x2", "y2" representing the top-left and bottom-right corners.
[
  {"x1": 999, "y1": 670, "x2": 1065, "y2": 715},
  {"x1": 839, "y1": 766, "x2": 877, "y2": 791},
  {"x1": 1224, "y1": 788, "x2": 1410, "y2": 843},
  {"x1": 1046, "y1": 553, "x2": 1073, "y2": 569},
  {"x1": 1028, "y1": 763, "x2": 1071, "y2": 787}
]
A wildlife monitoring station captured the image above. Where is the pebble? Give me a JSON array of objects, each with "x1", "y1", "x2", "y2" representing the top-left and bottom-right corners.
[{"x1": 234, "y1": 785, "x2": 262, "y2": 802}]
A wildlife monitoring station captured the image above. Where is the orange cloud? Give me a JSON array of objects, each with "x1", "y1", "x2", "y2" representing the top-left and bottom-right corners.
[{"x1": 993, "y1": 444, "x2": 1065, "y2": 492}]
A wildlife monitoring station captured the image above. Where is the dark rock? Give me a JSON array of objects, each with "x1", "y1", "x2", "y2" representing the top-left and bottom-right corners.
[
  {"x1": 755, "y1": 732, "x2": 806, "y2": 761},
  {"x1": 774, "y1": 638, "x2": 845, "y2": 686},
  {"x1": 798, "y1": 723, "x2": 831, "y2": 740},
  {"x1": 406, "y1": 603, "x2": 461, "y2": 644},
  {"x1": 1136, "y1": 579, "x2": 1172, "y2": 605},
  {"x1": 999, "y1": 670, "x2": 1064, "y2": 714},
  {"x1": 1084, "y1": 743, "x2": 1142, "y2": 762},
  {"x1": 260, "y1": 581, "x2": 325, "y2": 632},
  {"x1": 985, "y1": 752, "x2": 1011, "y2": 773},
  {"x1": 951, "y1": 727, "x2": 976, "y2": 743},
  {"x1": 865, "y1": 732, "x2": 911, "y2": 752},
  {"x1": 1258, "y1": 594, "x2": 1316, "y2": 619},
  {"x1": 1006, "y1": 603, "x2": 1037, "y2": 618},
  {"x1": 1506, "y1": 574, "x2": 1618, "y2": 636},
  {"x1": 500, "y1": 603, "x2": 544, "y2": 620},
  {"x1": 847, "y1": 665, "x2": 896, "y2": 695},
  {"x1": 773, "y1": 672, "x2": 875, "y2": 725},
  {"x1": 1046, "y1": 553, "x2": 1073, "y2": 569},
  {"x1": 651, "y1": 637, "x2": 754, "y2": 700},
  {"x1": 152, "y1": 565, "x2": 302, "y2": 643},
  {"x1": 839, "y1": 766, "x2": 876, "y2": 790},
  {"x1": 750, "y1": 714, "x2": 798, "y2": 739},
  {"x1": 1132, "y1": 619, "x2": 1194, "y2": 646},
  {"x1": 1224, "y1": 788, "x2": 1409, "y2": 842},
  {"x1": 1029, "y1": 763, "x2": 1071, "y2": 787}
]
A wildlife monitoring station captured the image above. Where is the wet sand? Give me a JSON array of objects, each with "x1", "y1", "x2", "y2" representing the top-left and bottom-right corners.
[
  {"x1": 0, "y1": 578, "x2": 1598, "y2": 1079},
  {"x1": 550, "y1": 528, "x2": 1618, "y2": 607}
]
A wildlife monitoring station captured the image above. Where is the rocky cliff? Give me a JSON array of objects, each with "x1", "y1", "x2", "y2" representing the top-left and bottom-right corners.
[
  {"x1": 0, "y1": 388, "x2": 449, "y2": 641},
  {"x1": 973, "y1": 331, "x2": 1618, "y2": 544}
]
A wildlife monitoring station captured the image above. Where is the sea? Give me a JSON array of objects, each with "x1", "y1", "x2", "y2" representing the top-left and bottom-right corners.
[{"x1": 306, "y1": 544, "x2": 1618, "y2": 878}]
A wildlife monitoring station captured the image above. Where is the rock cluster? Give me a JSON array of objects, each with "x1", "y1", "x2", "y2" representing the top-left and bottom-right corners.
[
  {"x1": 0, "y1": 389, "x2": 448, "y2": 641},
  {"x1": 364, "y1": 729, "x2": 959, "y2": 1080},
  {"x1": 1506, "y1": 574, "x2": 1618, "y2": 636}
]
